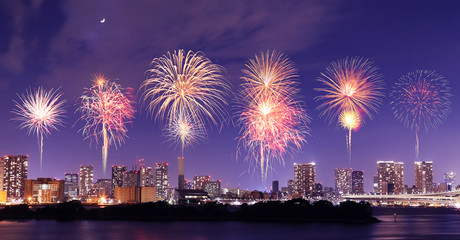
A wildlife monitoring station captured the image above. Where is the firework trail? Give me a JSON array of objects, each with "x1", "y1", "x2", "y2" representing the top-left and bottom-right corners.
[
  {"x1": 316, "y1": 57, "x2": 384, "y2": 166},
  {"x1": 12, "y1": 87, "x2": 66, "y2": 169},
  {"x1": 78, "y1": 75, "x2": 135, "y2": 176},
  {"x1": 236, "y1": 51, "x2": 309, "y2": 181},
  {"x1": 339, "y1": 110, "x2": 361, "y2": 166},
  {"x1": 390, "y1": 70, "x2": 451, "y2": 158},
  {"x1": 141, "y1": 49, "x2": 230, "y2": 154}
]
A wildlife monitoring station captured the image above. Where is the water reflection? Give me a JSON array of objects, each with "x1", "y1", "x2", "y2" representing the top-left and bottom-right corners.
[{"x1": 1, "y1": 207, "x2": 459, "y2": 240}]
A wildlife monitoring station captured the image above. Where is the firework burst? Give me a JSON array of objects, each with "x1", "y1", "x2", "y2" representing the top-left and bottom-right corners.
[
  {"x1": 78, "y1": 75, "x2": 135, "y2": 175},
  {"x1": 12, "y1": 87, "x2": 66, "y2": 169},
  {"x1": 141, "y1": 49, "x2": 230, "y2": 154},
  {"x1": 390, "y1": 70, "x2": 451, "y2": 158},
  {"x1": 164, "y1": 114, "x2": 206, "y2": 154},
  {"x1": 316, "y1": 57, "x2": 384, "y2": 166},
  {"x1": 236, "y1": 51, "x2": 309, "y2": 181}
]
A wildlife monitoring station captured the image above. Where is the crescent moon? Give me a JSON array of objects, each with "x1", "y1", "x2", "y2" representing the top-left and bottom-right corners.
[{"x1": 100, "y1": 18, "x2": 105, "y2": 23}]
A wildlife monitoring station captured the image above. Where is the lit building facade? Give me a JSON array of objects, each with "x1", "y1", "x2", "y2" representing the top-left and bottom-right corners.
[
  {"x1": 141, "y1": 186, "x2": 157, "y2": 202},
  {"x1": 335, "y1": 168, "x2": 352, "y2": 194},
  {"x1": 375, "y1": 161, "x2": 404, "y2": 194},
  {"x1": 112, "y1": 165, "x2": 127, "y2": 190},
  {"x1": 154, "y1": 162, "x2": 169, "y2": 200},
  {"x1": 414, "y1": 161, "x2": 433, "y2": 194},
  {"x1": 140, "y1": 166, "x2": 154, "y2": 187},
  {"x1": 193, "y1": 175, "x2": 211, "y2": 190},
  {"x1": 203, "y1": 180, "x2": 221, "y2": 199},
  {"x1": 123, "y1": 170, "x2": 140, "y2": 187},
  {"x1": 444, "y1": 172, "x2": 456, "y2": 191},
  {"x1": 79, "y1": 165, "x2": 94, "y2": 197},
  {"x1": 114, "y1": 186, "x2": 140, "y2": 203},
  {"x1": 287, "y1": 179, "x2": 295, "y2": 196},
  {"x1": 294, "y1": 162, "x2": 316, "y2": 197},
  {"x1": 0, "y1": 155, "x2": 28, "y2": 198},
  {"x1": 64, "y1": 173, "x2": 79, "y2": 199},
  {"x1": 92, "y1": 179, "x2": 113, "y2": 197},
  {"x1": 25, "y1": 178, "x2": 65, "y2": 203},
  {"x1": 351, "y1": 170, "x2": 364, "y2": 194}
]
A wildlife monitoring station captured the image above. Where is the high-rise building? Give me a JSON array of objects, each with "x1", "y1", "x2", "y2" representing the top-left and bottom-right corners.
[
  {"x1": 93, "y1": 179, "x2": 113, "y2": 197},
  {"x1": 25, "y1": 178, "x2": 65, "y2": 203},
  {"x1": 79, "y1": 165, "x2": 94, "y2": 197},
  {"x1": 178, "y1": 157, "x2": 185, "y2": 189},
  {"x1": 335, "y1": 168, "x2": 352, "y2": 194},
  {"x1": 272, "y1": 180, "x2": 279, "y2": 193},
  {"x1": 193, "y1": 175, "x2": 211, "y2": 190},
  {"x1": 294, "y1": 162, "x2": 316, "y2": 197},
  {"x1": 0, "y1": 155, "x2": 28, "y2": 198},
  {"x1": 376, "y1": 161, "x2": 404, "y2": 194},
  {"x1": 444, "y1": 172, "x2": 456, "y2": 191},
  {"x1": 64, "y1": 173, "x2": 79, "y2": 199},
  {"x1": 414, "y1": 161, "x2": 433, "y2": 194},
  {"x1": 351, "y1": 170, "x2": 364, "y2": 194},
  {"x1": 287, "y1": 179, "x2": 295, "y2": 196},
  {"x1": 154, "y1": 162, "x2": 169, "y2": 200},
  {"x1": 123, "y1": 170, "x2": 140, "y2": 187},
  {"x1": 112, "y1": 165, "x2": 127, "y2": 190},
  {"x1": 140, "y1": 166, "x2": 154, "y2": 187},
  {"x1": 203, "y1": 180, "x2": 221, "y2": 199}
]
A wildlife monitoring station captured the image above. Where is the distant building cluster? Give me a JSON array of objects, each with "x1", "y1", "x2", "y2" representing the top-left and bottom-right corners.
[{"x1": 0, "y1": 153, "x2": 457, "y2": 205}]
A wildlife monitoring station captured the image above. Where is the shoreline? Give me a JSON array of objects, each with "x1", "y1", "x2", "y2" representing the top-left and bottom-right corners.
[{"x1": 0, "y1": 200, "x2": 380, "y2": 224}]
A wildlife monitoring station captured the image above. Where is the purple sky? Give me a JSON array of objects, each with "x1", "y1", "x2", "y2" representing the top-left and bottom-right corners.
[{"x1": 1, "y1": 0, "x2": 460, "y2": 192}]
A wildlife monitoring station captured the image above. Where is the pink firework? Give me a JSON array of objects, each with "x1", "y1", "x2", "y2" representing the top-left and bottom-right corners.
[
  {"x1": 78, "y1": 75, "x2": 135, "y2": 175},
  {"x1": 236, "y1": 51, "x2": 309, "y2": 180}
]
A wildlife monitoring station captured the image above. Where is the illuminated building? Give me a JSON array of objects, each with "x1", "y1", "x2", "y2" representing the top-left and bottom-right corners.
[
  {"x1": 114, "y1": 186, "x2": 140, "y2": 203},
  {"x1": 140, "y1": 166, "x2": 154, "y2": 187},
  {"x1": 335, "y1": 168, "x2": 352, "y2": 194},
  {"x1": 203, "y1": 180, "x2": 221, "y2": 199},
  {"x1": 176, "y1": 189, "x2": 209, "y2": 204},
  {"x1": 351, "y1": 170, "x2": 364, "y2": 194},
  {"x1": 0, "y1": 155, "x2": 28, "y2": 198},
  {"x1": 154, "y1": 162, "x2": 169, "y2": 200},
  {"x1": 444, "y1": 172, "x2": 456, "y2": 191},
  {"x1": 178, "y1": 157, "x2": 185, "y2": 189},
  {"x1": 193, "y1": 175, "x2": 211, "y2": 190},
  {"x1": 287, "y1": 179, "x2": 295, "y2": 196},
  {"x1": 112, "y1": 165, "x2": 127, "y2": 191},
  {"x1": 375, "y1": 161, "x2": 404, "y2": 194},
  {"x1": 141, "y1": 186, "x2": 157, "y2": 202},
  {"x1": 415, "y1": 161, "x2": 433, "y2": 194},
  {"x1": 123, "y1": 170, "x2": 140, "y2": 187},
  {"x1": 294, "y1": 162, "x2": 316, "y2": 197},
  {"x1": 93, "y1": 179, "x2": 113, "y2": 197},
  {"x1": 79, "y1": 165, "x2": 93, "y2": 197},
  {"x1": 64, "y1": 173, "x2": 79, "y2": 199},
  {"x1": 25, "y1": 178, "x2": 65, "y2": 203},
  {"x1": 0, "y1": 191, "x2": 6, "y2": 203}
]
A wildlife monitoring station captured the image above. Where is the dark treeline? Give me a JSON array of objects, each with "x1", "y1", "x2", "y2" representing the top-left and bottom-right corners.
[{"x1": 0, "y1": 199, "x2": 379, "y2": 223}]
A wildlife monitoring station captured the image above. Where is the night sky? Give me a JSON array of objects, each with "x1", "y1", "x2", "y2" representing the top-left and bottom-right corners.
[{"x1": 1, "y1": 0, "x2": 460, "y2": 192}]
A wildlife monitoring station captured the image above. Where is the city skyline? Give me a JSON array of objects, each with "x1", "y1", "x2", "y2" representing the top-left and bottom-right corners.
[{"x1": 1, "y1": 1, "x2": 460, "y2": 192}]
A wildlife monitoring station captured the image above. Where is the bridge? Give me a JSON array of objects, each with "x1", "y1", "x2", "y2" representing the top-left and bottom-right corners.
[{"x1": 342, "y1": 191, "x2": 460, "y2": 206}]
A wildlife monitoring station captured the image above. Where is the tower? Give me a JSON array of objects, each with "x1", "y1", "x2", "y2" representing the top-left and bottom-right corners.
[{"x1": 178, "y1": 157, "x2": 185, "y2": 189}]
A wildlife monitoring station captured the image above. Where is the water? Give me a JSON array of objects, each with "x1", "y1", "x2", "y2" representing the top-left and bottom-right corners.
[{"x1": 1, "y1": 207, "x2": 460, "y2": 240}]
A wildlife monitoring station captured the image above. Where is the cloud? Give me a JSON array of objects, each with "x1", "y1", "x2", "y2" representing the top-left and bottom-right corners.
[
  {"x1": 39, "y1": 0, "x2": 343, "y2": 96},
  {"x1": 0, "y1": 1, "x2": 45, "y2": 74}
]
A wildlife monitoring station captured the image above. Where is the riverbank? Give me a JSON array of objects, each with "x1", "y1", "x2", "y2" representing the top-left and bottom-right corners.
[{"x1": 0, "y1": 199, "x2": 379, "y2": 223}]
